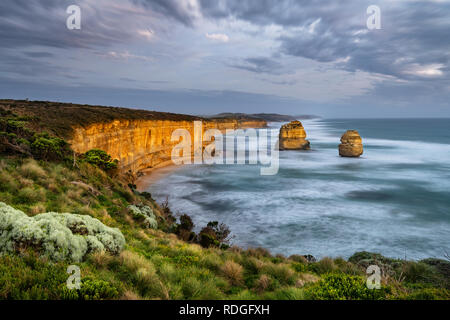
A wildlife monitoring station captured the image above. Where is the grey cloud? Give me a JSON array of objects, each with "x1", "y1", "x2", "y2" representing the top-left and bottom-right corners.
[
  {"x1": 23, "y1": 52, "x2": 55, "y2": 58},
  {"x1": 132, "y1": 0, "x2": 199, "y2": 26},
  {"x1": 200, "y1": 0, "x2": 450, "y2": 82},
  {"x1": 199, "y1": 0, "x2": 350, "y2": 27},
  {"x1": 120, "y1": 78, "x2": 171, "y2": 84},
  {"x1": 0, "y1": 52, "x2": 64, "y2": 77},
  {"x1": 260, "y1": 78, "x2": 298, "y2": 86},
  {"x1": 229, "y1": 57, "x2": 289, "y2": 75},
  {"x1": 0, "y1": 0, "x2": 150, "y2": 50}
]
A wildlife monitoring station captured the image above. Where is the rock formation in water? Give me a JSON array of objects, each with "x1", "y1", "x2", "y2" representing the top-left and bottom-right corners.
[
  {"x1": 339, "y1": 130, "x2": 363, "y2": 157},
  {"x1": 279, "y1": 121, "x2": 311, "y2": 150}
]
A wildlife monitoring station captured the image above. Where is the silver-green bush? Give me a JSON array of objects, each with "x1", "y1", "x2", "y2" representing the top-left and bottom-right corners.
[
  {"x1": 0, "y1": 202, "x2": 125, "y2": 262},
  {"x1": 127, "y1": 204, "x2": 158, "y2": 229}
]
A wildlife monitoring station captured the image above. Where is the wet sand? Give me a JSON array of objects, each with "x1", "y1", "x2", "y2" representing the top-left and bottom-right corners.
[{"x1": 136, "y1": 164, "x2": 180, "y2": 192}]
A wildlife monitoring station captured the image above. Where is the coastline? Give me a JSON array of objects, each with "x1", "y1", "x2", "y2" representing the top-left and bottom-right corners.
[
  {"x1": 136, "y1": 162, "x2": 183, "y2": 192},
  {"x1": 136, "y1": 122, "x2": 286, "y2": 192}
]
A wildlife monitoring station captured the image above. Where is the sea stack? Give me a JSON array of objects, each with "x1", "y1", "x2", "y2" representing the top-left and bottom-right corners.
[
  {"x1": 279, "y1": 121, "x2": 310, "y2": 150},
  {"x1": 339, "y1": 130, "x2": 363, "y2": 157}
]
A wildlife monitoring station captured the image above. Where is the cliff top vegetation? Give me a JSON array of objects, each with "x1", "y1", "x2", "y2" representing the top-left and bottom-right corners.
[{"x1": 0, "y1": 100, "x2": 265, "y2": 139}]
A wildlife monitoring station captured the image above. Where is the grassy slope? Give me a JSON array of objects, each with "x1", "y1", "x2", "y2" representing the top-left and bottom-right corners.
[{"x1": 0, "y1": 157, "x2": 448, "y2": 300}]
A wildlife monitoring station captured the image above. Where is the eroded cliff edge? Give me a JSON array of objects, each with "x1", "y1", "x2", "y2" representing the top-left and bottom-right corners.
[
  {"x1": 70, "y1": 118, "x2": 266, "y2": 174},
  {"x1": 1, "y1": 100, "x2": 266, "y2": 175}
]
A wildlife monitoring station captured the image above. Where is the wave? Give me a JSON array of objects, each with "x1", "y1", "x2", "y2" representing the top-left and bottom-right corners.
[{"x1": 147, "y1": 118, "x2": 450, "y2": 260}]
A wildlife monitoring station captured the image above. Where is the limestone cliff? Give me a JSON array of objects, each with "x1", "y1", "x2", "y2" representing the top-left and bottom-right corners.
[
  {"x1": 279, "y1": 121, "x2": 311, "y2": 150},
  {"x1": 70, "y1": 119, "x2": 266, "y2": 174},
  {"x1": 339, "y1": 130, "x2": 363, "y2": 157},
  {"x1": 0, "y1": 100, "x2": 266, "y2": 175}
]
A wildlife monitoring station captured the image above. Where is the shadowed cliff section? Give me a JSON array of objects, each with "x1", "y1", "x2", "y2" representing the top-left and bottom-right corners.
[{"x1": 0, "y1": 100, "x2": 267, "y2": 174}]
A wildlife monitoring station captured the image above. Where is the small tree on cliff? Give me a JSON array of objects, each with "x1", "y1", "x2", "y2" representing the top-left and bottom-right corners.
[
  {"x1": 176, "y1": 214, "x2": 196, "y2": 242},
  {"x1": 198, "y1": 221, "x2": 232, "y2": 249},
  {"x1": 82, "y1": 149, "x2": 118, "y2": 172}
]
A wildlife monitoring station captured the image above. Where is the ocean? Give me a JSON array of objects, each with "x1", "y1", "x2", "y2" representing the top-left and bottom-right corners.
[{"x1": 144, "y1": 119, "x2": 450, "y2": 260}]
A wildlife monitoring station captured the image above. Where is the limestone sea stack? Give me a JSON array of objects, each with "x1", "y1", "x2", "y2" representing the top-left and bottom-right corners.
[
  {"x1": 339, "y1": 130, "x2": 363, "y2": 157},
  {"x1": 279, "y1": 121, "x2": 311, "y2": 150}
]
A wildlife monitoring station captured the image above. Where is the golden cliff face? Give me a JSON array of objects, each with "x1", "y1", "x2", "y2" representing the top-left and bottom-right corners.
[
  {"x1": 339, "y1": 130, "x2": 363, "y2": 157},
  {"x1": 70, "y1": 119, "x2": 266, "y2": 174},
  {"x1": 279, "y1": 121, "x2": 311, "y2": 150}
]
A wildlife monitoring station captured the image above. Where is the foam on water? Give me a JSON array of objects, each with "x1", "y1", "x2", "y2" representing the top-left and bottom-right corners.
[{"x1": 146, "y1": 119, "x2": 450, "y2": 260}]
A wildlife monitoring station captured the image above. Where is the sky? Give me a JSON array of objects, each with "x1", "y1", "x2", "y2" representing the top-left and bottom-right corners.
[{"x1": 0, "y1": 0, "x2": 449, "y2": 118}]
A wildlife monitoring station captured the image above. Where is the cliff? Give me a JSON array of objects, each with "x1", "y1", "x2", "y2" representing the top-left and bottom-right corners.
[
  {"x1": 279, "y1": 121, "x2": 311, "y2": 150},
  {"x1": 0, "y1": 100, "x2": 266, "y2": 174},
  {"x1": 70, "y1": 118, "x2": 266, "y2": 174}
]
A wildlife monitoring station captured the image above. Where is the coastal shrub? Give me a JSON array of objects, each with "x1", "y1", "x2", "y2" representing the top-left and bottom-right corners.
[
  {"x1": 19, "y1": 160, "x2": 47, "y2": 180},
  {"x1": 333, "y1": 257, "x2": 364, "y2": 275},
  {"x1": 88, "y1": 251, "x2": 114, "y2": 269},
  {"x1": 127, "y1": 204, "x2": 158, "y2": 229},
  {"x1": 348, "y1": 251, "x2": 402, "y2": 279},
  {"x1": 198, "y1": 221, "x2": 232, "y2": 249},
  {"x1": 420, "y1": 258, "x2": 450, "y2": 288},
  {"x1": 181, "y1": 277, "x2": 203, "y2": 298},
  {"x1": 264, "y1": 287, "x2": 306, "y2": 300},
  {"x1": 349, "y1": 251, "x2": 401, "y2": 268},
  {"x1": 121, "y1": 290, "x2": 141, "y2": 300},
  {"x1": 0, "y1": 252, "x2": 69, "y2": 300},
  {"x1": 295, "y1": 273, "x2": 320, "y2": 288},
  {"x1": 401, "y1": 261, "x2": 443, "y2": 286},
  {"x1": 176, "y1": 214, "x2": 196, "y2": 242},
  {"x1": 83, "y1": 149, "x2": 118, "y2": 171},
  {"x1": 309, "y1": 257, "x2": 338, "y2": 275},
  {"x1": 221, "y1": 260, "x2": 244, "y2": 286},
  {"x1": 60, "y1": 278, "x2": 120, "y2": 300},
  {"x1": 255, "y1": 274, "x2": 277, "y2": 292},
  {"x1": 31, "y1": 133, "x2": 69, "y2": 161},
  {"x1": 245, "y1": 247, "x2": 272, "y2": 259},
  {"x1": 199, "y1": 227, "x2": 219, "y2": 248},
  {"x1": 289, "y1": 254, "x2": 309, "y2": 264},
  {"x1": 404, "y1": 288, "x2": 450, "y2": 300},
  {"x1": 179, "y1": 214, "x2": 194, "y2": 232},
  {"x1": 305, "y1": 273, "x2": 389, "y2": 300},
  {"x1": 261, "y1": 263, "x2": 297, "y2": 286},
  {"x1": 241, "y1": 256, "x2": 265, "y2": 274},
  {"x1": 14, "y1": 187, "x2": 44, "y2": 205},
  {"x1": 200, "y1": 253, "x2": 223, "y2": 272},
  {"x1": 0, "y1": 202, "x2": 125, "y2": 262}
]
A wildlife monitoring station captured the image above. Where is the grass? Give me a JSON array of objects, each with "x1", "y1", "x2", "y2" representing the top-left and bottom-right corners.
[{"x1": 0, "y1": 152, "x2": 449, "y2": 300}]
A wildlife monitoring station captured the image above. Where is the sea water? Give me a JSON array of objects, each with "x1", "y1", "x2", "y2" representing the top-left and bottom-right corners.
[{"x1": 145, "y1": 119, "x2": 450, "y2": 260}]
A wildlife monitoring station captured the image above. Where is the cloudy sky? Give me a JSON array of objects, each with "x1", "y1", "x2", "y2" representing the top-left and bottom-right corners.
[{"x1": 0, "y1": 0, "x2": 449, "y2": 117}]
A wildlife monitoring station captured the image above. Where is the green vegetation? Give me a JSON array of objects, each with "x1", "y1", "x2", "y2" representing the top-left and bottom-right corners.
[
  {"x1": 0, "y1": 202, "x2": 125, "y2": 262},
  {"x1": 0, "y1": 155, "x2": 448, "y2": 300},
  {"x1": 82, "y1": 149, "x2": 118, "y2": 172},
  {"x1": 0, "y1": 101, "x2": 448, "y2": 300},
  {"x1": 127, "y1": 204, "x2": 158, "y2": 229},
  {"x1": 0, "y1": 110, "x2": 70, "y2": 161},
  {"x1": 304, "y1": 273, "x2": 390, "y2": 300}
]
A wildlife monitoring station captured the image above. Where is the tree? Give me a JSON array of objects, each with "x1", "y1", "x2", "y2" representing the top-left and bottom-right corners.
[
  {"x1": 198, "y1": 221, "x2": 232, "y2": 249},
  {"x1": 82, "y1": 149, "x2": 118, "y2": 171}
]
